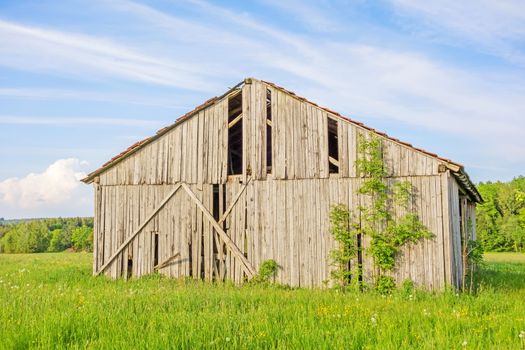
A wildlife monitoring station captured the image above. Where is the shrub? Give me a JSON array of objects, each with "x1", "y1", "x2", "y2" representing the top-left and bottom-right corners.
[
  {"x1": 376, "y1": 276, "x2": 396, "y2": 295},
  {"x1": 329, "y1": 204, "x2": 358, "y2": 290},
  {"x1": 251, "y1": 259, "x2": 279, "y2": 284}
]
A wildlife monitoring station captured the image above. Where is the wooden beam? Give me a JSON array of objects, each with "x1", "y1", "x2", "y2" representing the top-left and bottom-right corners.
[
  {"x1": 329, "y1": 156, "x2": 339, "y2": 167},
  {"x1": 180, "y1": 183, "x2": 257, "y2": 277},
  {"x1": 228, "y1": 113, "x2": 243, "y2": 128},
  {"x1": 154, "y1": 252, "x2": 180, "y2": 271},
  {"x1": 218, "y1": 177, "x2": 251, "y2": 225},
  {"x1": 95, "y1": 183, "x2": 182, "y2": 276},
  {"x1": 229, "y1": 104, "x2": 242, "y2": 116}
]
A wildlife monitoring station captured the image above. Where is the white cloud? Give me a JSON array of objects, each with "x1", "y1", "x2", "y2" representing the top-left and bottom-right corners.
[{"x1": 0, "y1": 158, "x2": 87, "y2": 209}]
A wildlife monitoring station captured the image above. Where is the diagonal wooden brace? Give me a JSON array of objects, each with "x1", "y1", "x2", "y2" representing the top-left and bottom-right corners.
[
  {"x1": 219, "y1": 177, "x2": 251, "y2": 225},
  {"x1": 154, "y1": 252, "x2": 180, "y2": 271},
  {"x1": 95, "y1": 183, "x2": 182, "y2": 276},
  {"x1": 180, "y1": 182, "x2": 257, "y2": 278}
]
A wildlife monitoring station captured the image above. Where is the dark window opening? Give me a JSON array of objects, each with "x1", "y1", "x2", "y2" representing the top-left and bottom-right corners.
[
  {"x1": 328, "y1": 118, "x2": 339, "y2": 173},
  {"x1": 153, "y1": 232, "x2": 159, "y2": 268},
  {"x1": 212, "y1": 184, "x2": 227, "y2": 280},
  {"x1": 228, "y1": 92, "x2": 243, "y2": 175},
  {"x1": 188, "y1": 241, "x2": 193, "y2": 277},
  {"x1": 127, "y1": 258, "x2": 133, "y2": 279},
  {"x1": 356, "y1": 233, "x2": 363, "y2": 286},
  {"x1": 209, "y1": 185, "x2": 222, "y2": 279},
  {"x1": 266, "y1": 89, "x2": 272, "y2": 174},
  {"x1": 213, "y1": 184, "x2": 221, "y2": 221}
]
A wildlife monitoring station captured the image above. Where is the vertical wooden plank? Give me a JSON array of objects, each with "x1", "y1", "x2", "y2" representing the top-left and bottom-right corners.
[
  {"x1": 424, "y1": 176, "x2": 434, "y2": 288},
  {"x1": 295, "y1": 100, "x2": 306, "y2": 179},
  {"x1": 201, "y1": 111, "x2": 209, "y2": 184},
  {"x1": 173, "y1": 127, "x2": 181, "y2": 183},
  {"x1": 213, "y1": 104, "x2": 220, "y2": 185},
  {"x1": 197, "y1": 112, "x2": 205, "y2": 185},
  {"x1": 278, "y1": 180, "x2": 287, "y2": 284},
  {"x1": 272, "y1": 89, "x2": 283, "y2": 179},
  {"x1": 310, "y1": 104, "x2": 321, "y2": 178},
  {"x1": 202, "y1": 185, "x2": 210, "y2": 280},
  {"x1": 338, "y1": 122, "x2": 349, "y2": 177},
  {"x1": 93, "y1": 183, "x2": 101, "y2": 273},
  {"x1": 432, "y1": 176, "x2": 444, "y2": 289},
  {"x1": 221, "y1": 99, "x2": 229, "y2": 183},
  {"x1": 217, "y1": 184, "x2": 225, "y2": 279},
  {"x1": 239, "y1": 181, "x2": 247, "y2": 283},
  {"x1": 286, "y1": 95, "x2": 296, "y2": 180},
  {"x1": 242, "y1": 83, "x2": 251, "y2": 182},
  {"x1": 319, "y1": 110, "x2": 329, "y2": 178},
  {"x1": 304, "y1": 105, "x2": 313, "y2": 179},
  {"x1": 258, "y1": 82, "x2": 267, "y2": 180},
  {"x1": 318, "y1": 179, "x2": 327, "y2": 284},
  {"x1": 441, "y1": 172, "x2": 452, "y2": 286},
  {"x1": 103, "y1": 186, "x2": 111, "y2": 277},
  {"x1": 348, "y1": 124, "x2": 357, "y2": 177}
]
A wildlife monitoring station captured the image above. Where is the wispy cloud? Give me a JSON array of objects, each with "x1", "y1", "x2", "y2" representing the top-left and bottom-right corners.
[
  {"x1": 387, "y1": 0, "x2": 525, "y2": 65},
  {"x1": 0, "y1": 116, "x2": 163, "y2": 127},
  {"x1": 259, "y1": 0, "x2": 342, "y2": 32},
  {"x1": 0, "y1": 19, "x2": 216, "y2": 90},
  {"x1": 0, "y1": 88, "x2": 190, "y2": 109},
  {"x1": 101, "y1": 0, "x2": 525, "y2": 160}
]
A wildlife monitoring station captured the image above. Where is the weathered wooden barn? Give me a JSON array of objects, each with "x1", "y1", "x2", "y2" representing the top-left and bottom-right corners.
[{"x1": 82, "y1": 78, "x2": 482, "y2": 290}]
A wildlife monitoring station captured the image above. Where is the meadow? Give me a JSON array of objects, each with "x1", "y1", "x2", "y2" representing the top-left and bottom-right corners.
[{"x1": 0, "y1": 253, "x2": 524, "y2": 349}]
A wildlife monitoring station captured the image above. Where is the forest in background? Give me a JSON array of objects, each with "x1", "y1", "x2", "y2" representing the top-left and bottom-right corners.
[
  {"x1": 0, "y1": 217, "x2": 93, "y2": 253},
  {"x1": 477, "y1": 176, "x2": 525, "y2": 252},
  {"x1": 0, "y1": 177, "x2": 523, "y2": 254}
]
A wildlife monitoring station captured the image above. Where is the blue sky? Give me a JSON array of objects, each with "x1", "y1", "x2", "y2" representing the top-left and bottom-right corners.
[{"x1": 0, "y1": 0, "x2": 524, "y2": 219}]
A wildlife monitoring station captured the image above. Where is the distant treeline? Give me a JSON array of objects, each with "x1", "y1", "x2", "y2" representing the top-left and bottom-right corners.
[
  {"x1": 477, "y1": 176, "x2": 525, "y2": 252},
  {"x1": 0, "y1": 217, "x2": 93, "y2": 253}
]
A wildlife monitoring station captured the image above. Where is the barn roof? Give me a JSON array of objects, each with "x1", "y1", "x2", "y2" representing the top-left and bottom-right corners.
[{"x1": 82, "y1": 78, "x2": 482, "y2": 203}]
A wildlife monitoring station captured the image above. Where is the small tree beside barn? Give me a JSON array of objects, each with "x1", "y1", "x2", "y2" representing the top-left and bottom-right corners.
[{"x1": 82, "y1": 78, "x2": 482, "y2": 290}]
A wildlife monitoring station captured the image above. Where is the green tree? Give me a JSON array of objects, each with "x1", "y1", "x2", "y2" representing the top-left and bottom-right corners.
[
  {"x1": 48, "y1": 229, "x2": 70, "y2": 252},
  {"x1": 0, "y1": 217, "x2": 93, "y2": 253},
  {"x1": 71, "y1": 226, "x2": 93, "y2": 252},
  {"x1": 477, "y1": 176, "x2": 525, "y2": 252}
]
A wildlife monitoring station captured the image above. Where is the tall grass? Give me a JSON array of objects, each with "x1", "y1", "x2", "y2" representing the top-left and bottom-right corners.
[{"x1": 0, "y1": 253, "x2": 524, "y2": 349}]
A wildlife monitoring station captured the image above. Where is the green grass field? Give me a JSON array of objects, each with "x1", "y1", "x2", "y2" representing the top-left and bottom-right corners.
[{"x1": 0, "y1": 253, "x2": 524, "y2": 349}]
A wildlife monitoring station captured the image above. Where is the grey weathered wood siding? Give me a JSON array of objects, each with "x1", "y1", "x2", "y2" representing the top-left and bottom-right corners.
[{"x1": 91, "y1": 78, "x2": 475, "y2": 289}]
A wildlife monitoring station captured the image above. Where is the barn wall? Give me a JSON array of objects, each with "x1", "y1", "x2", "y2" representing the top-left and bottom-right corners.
[
  {"x1": 94, "y1": 174, "x2": 451, "y2": 289},
  {"x1": 94, "y1": 183, "x2": 219, "y2": 280},
  {"x1": 91, "y1": 78, "x2": 476, "y2": 290},
  {"x1": 244, "y1": 175, "x2": 449, "y2": 289}
]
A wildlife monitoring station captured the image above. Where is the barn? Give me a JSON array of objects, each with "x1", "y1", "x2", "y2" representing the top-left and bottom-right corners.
[{"x1": 82, "y1": 78, "x2": 482, "y2": 290}]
